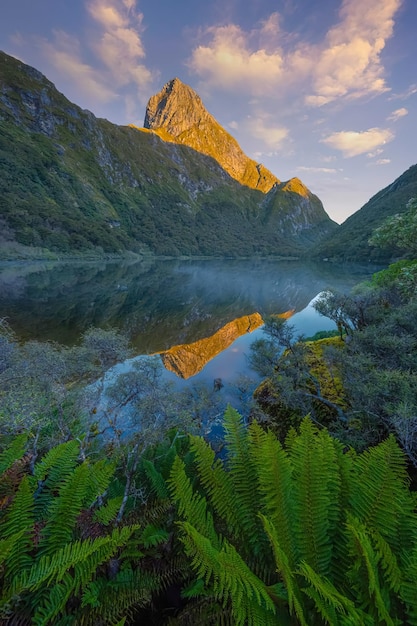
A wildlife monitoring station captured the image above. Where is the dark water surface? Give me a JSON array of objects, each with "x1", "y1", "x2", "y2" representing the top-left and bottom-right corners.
[{"x1": 0, "y1": 258, "x2": 379, "y2": 384}]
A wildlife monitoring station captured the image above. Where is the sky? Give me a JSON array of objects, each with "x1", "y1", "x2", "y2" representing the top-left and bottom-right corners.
[{"x1": 1, "y1": 0, "x2": 416, "y2": 223}]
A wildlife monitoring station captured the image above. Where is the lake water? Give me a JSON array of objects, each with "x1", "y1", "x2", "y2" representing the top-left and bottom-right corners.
[{"x1": 0, "y1": 258, "x2": 380, "y2": 393}]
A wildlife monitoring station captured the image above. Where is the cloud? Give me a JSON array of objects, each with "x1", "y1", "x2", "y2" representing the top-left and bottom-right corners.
[
  {"x1": 376, "y1": 158, "x2": 391, "y2": 164},
  {"x1": 321, "y1": 127, "x2": 394, "y2": 157},
  {"x1": 38, "y1": 31, "x2": 117, "y2": 104},
  {"x1": 188, "y1": 24, "x2": 284, "y2": 96},
  {"x1": 297, "y1": 166, "x2": 339, "y2": 174},
  {"x1": 387, "y1": 107, "x2": 408, "y2": 121},
  {"x1": 306, "y1": 0, "x2": 402, "y2": 106},
  {"x1": 245, "y1": 116, "x2": 289, "y2": 149},
  {"x1": 87, "y1": 0, "x2": 153, "y2": 90},
  {"x1": 22, "y1": 0, "x2": 155, "y2": 121},
  {"x1": 188, "y1": 0, "x2": 402, "y2": 106},
  {"x1": 388, "y1": 83, "x2": 417, "y2": 100}
]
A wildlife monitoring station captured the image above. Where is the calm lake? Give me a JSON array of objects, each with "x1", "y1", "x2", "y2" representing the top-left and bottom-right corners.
[{"x1": 0, "y1": 258, "x2": 380, "y2": 391}]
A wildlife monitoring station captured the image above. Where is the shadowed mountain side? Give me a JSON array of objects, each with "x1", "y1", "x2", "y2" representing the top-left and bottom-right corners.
[
  {"x1": 0, "y1": 51, "x2": 336, "y2": 258},
  {"x1": 311, "y1": 164, "x2": 417, "y2": 261},
  {"x1": 159, "y1": 312, "x2": 264, "y2": 378}
]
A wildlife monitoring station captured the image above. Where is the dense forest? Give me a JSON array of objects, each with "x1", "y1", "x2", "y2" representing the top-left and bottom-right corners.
[{"x1": 1, "y1": 201, "x2": 417, "y2": 624}]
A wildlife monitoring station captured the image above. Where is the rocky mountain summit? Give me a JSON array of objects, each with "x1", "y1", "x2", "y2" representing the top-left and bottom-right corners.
[
  {"x1": 143, "y1": 78, "x2": 278, "y2": 193},
  {"x1": 0, "y1": 51, "x2": 336, "y2": 259}
]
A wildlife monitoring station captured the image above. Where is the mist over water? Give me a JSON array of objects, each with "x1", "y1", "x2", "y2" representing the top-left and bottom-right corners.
[
  {"x1": 0, "y1": 258, "x2": 378, "y2": 357},
  {"x1": 0, "y1": 258, "x2": 381, "y2": 427}
]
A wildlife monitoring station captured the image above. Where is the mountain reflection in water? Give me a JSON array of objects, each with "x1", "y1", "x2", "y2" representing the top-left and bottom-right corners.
[
  {"x1": 0, "y1": 258, "x2": 380, "y2": 381},
  {"x1": 160, "y1": 312, "x2": 264, "y2": 378}
]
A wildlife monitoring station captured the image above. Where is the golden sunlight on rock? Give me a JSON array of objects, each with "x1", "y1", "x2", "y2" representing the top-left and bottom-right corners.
[
  {"x1": 160, "y1": 312, "x2": 264, "y2": 379},
  {"x1": 277, "y1": 309, "x2": 296, "y2": 320}
]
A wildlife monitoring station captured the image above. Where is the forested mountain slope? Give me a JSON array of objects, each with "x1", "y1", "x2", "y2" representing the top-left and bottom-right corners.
[{"x1": 0, "y1": 51, "x2": 336, "y2": 259}]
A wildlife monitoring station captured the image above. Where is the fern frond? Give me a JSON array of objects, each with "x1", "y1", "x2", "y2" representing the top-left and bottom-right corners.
[
  {"x1": 33, "y1": 439, "x2": 80, "y2": 483},
  {"x1": 250, "y1": 423, "x2": 297, "y2": 569},
  {"x1": 94, "y1": 496, "x2": 123, "y2": 526},
  {"x1": 179, "y1": 521, "x2": 277, "y2": 626},
  {"x1": 287, "y1": 418, "x2": 342, "y2": 577},
  {"x1": 32, "y1": 440, "x2": 80, "y2": 517},
  {"x1": 1, "y1": 475, "x2": 34, "y2": 582},
  {"x1": 142, "y1": 459, "x2": 169, "y2": 499},
  {"x1": 169, "y1": 455, "x2": 218, "y2": 548},
  {"x1": 32, "y1": 572, "x2": 74, "y2": 626},
  {"x1": 400, "y1": 546, "x2": 417, "y2": 625},
  {"x1": 83, "y1": 458, "x2": 115, "y2": 505},
  {"x1": 346, "y1": 514, "x2": 395, "y2": 626},
  {"x1": 222, "y1": 406, "x2": 268, "y2": 559},
  {"x1": 0, "y1": 433, "x2": 27, "y2": 474},
  {"x1": 299, "y1": 560, "x2": 364, "y2": 623},
  {"x1": 80, "y1": 568, "x2": 156, "y2": 624},
  {"x1": 39, "y1": 461, "x2": 90, "y2": 553},
  {"x1": 260, "y1": 514, "x2": 307, "y2": 626},
  {"x1": 140, "y1": 524, "x2": 169, "y2": 548},
  {"x1": 370, "y1": 529, "x2": 403, "y2": 593},
  {"x1": 8, "y1": 526, "x2": 138, "y2": 599},
  {"x1": 188, "y1": 434, "x2": 241, "y2": 536},
  {"x1": 350, "y1": 435, "x2": 413, "y2": 551}
]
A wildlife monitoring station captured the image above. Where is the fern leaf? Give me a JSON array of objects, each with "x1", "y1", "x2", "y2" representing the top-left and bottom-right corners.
[
  {"x1": 84, "y1": 458, "x2": 115, "y2": 505},
  {"x1": 140, "y1": 524, "x2": 169, "y2": 548},
  {"x1": 32, "y1": 572, "x2": 74, "y2": 626},
  {"x1": 80, "y1": 568, "x2": 156, "y2": 624},
  {"x1": 169, "y1": 455, "x2": 219, "y2": 548},
  {"x1": 32, "y1": 440, "x2": 80, "y2": 517},
  {"x1": 299, "y1": 560, "x2": 365, "y2": 622},
  {"x1": 260, "y1": 514, "x2": 307, "y2": 626},
  {"x1": 399, "y1": 546, "x2": 417, "y2": 625},
  {"x1": 39, "y1": 461, "x2": 90, "y2": 553},
  {"x1": 250, "y1": 423, "x2": 297, "y2": 569},
  {"x1": 222, "y1": 406, "x2": 268, "y2": 559},
  {"x1": 0, "y1": 433, "x2": 27, "y2": 474},
  {"x1": 142, "y1": 459, "x2": 169, "y2": 499},
  {"x1": 94, "y1": 496, "x2": 123, "y2": 525},
  {"x1": 350, "y1": 435, "x2": 413, "y2": 551},
  {"x1": 287, "y1": 418, "x2": 342, "y2": 577},
  {"x1": 188, "y1": 434, "x2": 241, "y2": 536},
  {"x1": 1, "y1": 475, "x2": 34, "y2": 582},
  {"x1": 179, "y1": 521, "x2": 277, "y2": 626},
  {"x1": 346, "y1": 514, "x2": 395, "y2": 626}
]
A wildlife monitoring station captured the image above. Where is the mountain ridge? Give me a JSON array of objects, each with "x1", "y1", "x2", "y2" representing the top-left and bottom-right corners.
[
  {"x1": 143, "y1": 77, "x2": 279, "y2": 193},
  {"x1": 311, "y1": 164, "x2": 417, "y2": 262},
  {"x1": 0, "y1": 51, "x2": 336, "y2": 259}
]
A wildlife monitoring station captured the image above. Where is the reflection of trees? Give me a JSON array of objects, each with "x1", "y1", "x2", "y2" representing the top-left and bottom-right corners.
[{"x1": 0, "y1": 259, "x2": 375, "y2": 352}]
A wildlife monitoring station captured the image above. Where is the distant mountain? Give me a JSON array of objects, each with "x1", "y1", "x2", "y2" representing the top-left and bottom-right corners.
[
  {"x1": 312, "y1": 165, "x2": 417, "y2": 262},
  {"x1": 0, "y1": 51, "x2": 336, "y2": 259}
]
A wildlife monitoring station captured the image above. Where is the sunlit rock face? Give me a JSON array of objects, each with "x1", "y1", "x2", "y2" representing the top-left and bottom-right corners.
[
  {"x1": 160, "y1": 312, "x2": 264, "y2": 379},
  {"x1": 144, "y1": 78, "x2": 279, "y2": 193}
]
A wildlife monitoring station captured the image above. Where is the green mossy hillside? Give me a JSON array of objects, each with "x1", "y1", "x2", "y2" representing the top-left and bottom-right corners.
[
  {"x1": 0, "y1": 51, "x2": 336, "y2": 259},
  {"x1": 312, "y1": 164, "x2": 417, "y2": 262}
]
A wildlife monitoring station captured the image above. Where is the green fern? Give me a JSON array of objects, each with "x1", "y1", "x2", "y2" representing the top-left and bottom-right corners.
[
  {"x1": 93, "y1": 495, "x2": 124, "y2": 525},
  {"x1": 0, "y1": 432, "x2": 27, "y2": 474},
  {"x1": 0, "y1": 436, "x2": 167, "y2": 624},
  {"x1": 142, "y1": 458, "x2": 169, "y2": 499},
  {"x1": 1, "y1": 476, "x2": 34, "y2": 583},
  {"x1": 179, "y1": 521, "x2": 277, "y2": 626},
  {"x1": 170, "y1": 411, "x2": 417, "y2": 625}
]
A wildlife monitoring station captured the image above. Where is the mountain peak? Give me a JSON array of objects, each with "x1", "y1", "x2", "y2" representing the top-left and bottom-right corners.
[
  {"x1": 144, "y1": 78, "x2": 208, "y2": 137},
  {"x1": 143, "y1": 78, "x2": 280, "y2": 192}
]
